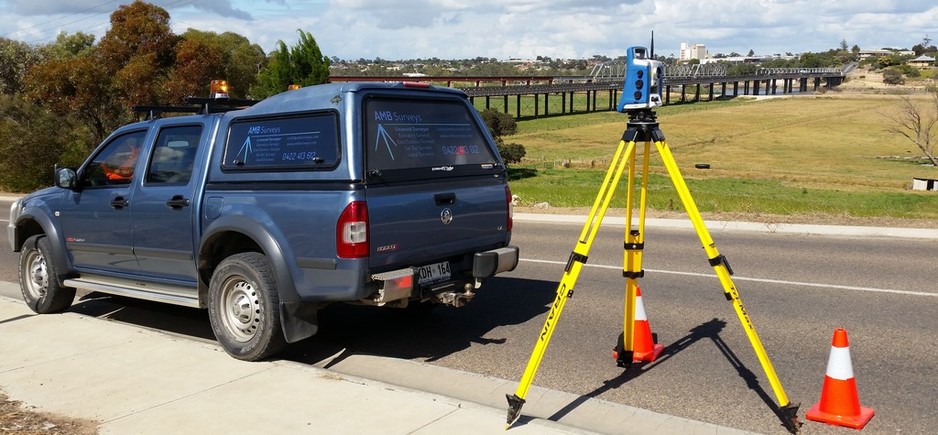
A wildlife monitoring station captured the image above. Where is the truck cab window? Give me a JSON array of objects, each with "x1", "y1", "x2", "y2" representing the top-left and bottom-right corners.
[
  {"x1": 83, "y1": 130, "x2": 148, "y2": 187},
  {"x1": 146, "y1": 125, "x2": 203, "y2": 184}
]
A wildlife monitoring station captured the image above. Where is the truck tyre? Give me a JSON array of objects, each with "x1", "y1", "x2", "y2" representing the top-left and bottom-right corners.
[
  {"x1": 19, "y1": 235, "x2": 76, "y2": 314},
  {"x1": 208, "y1": 252, "x2": 287, "y2": 361}
]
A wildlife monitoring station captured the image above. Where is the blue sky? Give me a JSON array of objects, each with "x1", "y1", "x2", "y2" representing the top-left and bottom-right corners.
[{"x1": 1, "y1": 0, "x2": 936, "y2": 60}]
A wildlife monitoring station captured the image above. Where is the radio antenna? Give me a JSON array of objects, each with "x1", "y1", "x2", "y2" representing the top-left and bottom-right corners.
[{"x1": 650, "y1": 31, "x2": 655, "y2": 58}]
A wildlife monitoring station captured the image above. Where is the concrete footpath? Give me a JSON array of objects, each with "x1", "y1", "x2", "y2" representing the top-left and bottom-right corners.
[{"x1": 0, "y1": 286, "x2": 753, "y2": 435}]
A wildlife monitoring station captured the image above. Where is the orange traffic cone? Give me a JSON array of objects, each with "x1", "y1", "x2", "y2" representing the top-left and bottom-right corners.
[
  {"x1": 632, "y1": 287, "x2": 664, "y2": 362},
  {"x1": 806, "y1": 328, "x2": 874, "y2": 429}
]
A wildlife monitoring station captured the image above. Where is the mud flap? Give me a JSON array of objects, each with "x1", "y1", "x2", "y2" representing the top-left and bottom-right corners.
[{"x1": 280, "y1": 301, "x2": 319, "y2": 343}]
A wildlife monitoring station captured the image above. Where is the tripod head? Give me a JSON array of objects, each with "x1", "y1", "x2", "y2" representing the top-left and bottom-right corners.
[
  {"x1": 622, "y1": 108, "x2": 662, "y2": 142},
  {"x1": 626, "y1": 108, "x2": 659, "y2": 125}
]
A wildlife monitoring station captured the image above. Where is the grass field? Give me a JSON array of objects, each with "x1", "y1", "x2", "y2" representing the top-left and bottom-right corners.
[{"x1": 506, "y1": 93, "x2": 938, "y2": 223}]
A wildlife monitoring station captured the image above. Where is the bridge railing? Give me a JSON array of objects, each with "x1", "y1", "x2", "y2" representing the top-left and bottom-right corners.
[
  {"x1": 589, "y1": 59, "x2": 844, "y2": 81},
  {"x1": 665, "y1": 63, "x2": 728, "y2": 78},
  {"x1": 757, "y1": 67, "x2": 841, "y2": 75}
]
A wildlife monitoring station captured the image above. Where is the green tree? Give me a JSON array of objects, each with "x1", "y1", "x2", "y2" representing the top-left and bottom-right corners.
[
  {"x1": 882, "y1": 67, "x2": 905, "y2": 85},
  {"x1": 98, "y1": 1, "x2": 175, "y2": 72},
  {"x1": 97, "y1": 0, "x2": 177, "y2": 106},
  {"x1": 23, "y1": 1, "x2": 178, "y2": 141},
  {"x1": 0, "y1": 95, "x2": 88, "y2": 191},
  {"x1": 24, "y1": 51, "x2": 125, "y2": 143},
  {"x1": 479, "y1": 108, "x2": 517, "y2": 137},
  {"x1": 726, "y1": 63, "x2": 758, "y2": 76},
  {"x1": 896, "y1": 64, "x2": 921, "y2": 78},
  {"x1": 479, "y1": 109, "x2": 525, "y2": 164},
  {"x1": 250, "y1": 29, "x2": 330, "y2": 98},
  {"x1": 178, "y1": 30, "x2": 266, "y2": 99},
  {"x1": 876, "y1": 55, "x2": 903, "y2": 69},
  {"x1": 0, "y1": 38, "x2": 43, "y2": 94},
  {"x1": 40, "y1": 32, "x2": 95, "y2": 59},
  {"x1": 799, "y1": 52, "x2": 824, "y2": 68},
  {"x1": 165, "y1": 35, "x2": 227, "y2": 103}
]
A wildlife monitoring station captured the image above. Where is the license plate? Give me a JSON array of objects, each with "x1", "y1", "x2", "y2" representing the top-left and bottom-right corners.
[{"x1": 417, "y1": 261, "x2": 451, "y2": 285}]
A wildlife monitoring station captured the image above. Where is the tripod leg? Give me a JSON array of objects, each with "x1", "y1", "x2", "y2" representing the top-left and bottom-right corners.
[
  {"x1": 506, "y1": 137, "x2": 637, "y2": 428},
  {"x1": 654, "y1": 138, "x2": 801, "y2": 433},
  {"x1": 618, "y1": 140, "x2": 652, "y2": 367}
]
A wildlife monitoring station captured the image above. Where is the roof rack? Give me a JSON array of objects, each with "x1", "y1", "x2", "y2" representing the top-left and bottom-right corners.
[{"x1": 132, "y1": 96, "x2": 260, "y2": 120}]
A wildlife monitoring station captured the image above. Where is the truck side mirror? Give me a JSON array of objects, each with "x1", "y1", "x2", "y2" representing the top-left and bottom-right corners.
[{"x1": 55, "y1": 167, "x2": 79, "y2": 190}]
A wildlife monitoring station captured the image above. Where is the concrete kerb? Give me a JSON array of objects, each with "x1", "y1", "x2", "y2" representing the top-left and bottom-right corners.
[
  {"x1": 0, "y1": 288, "x2": 755, "y2": 435},
  {"x1": 514, "y1": 212, "x2": 938, "y2": 239}
]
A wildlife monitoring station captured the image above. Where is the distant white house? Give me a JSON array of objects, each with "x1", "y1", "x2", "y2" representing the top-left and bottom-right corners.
[
  {"x1": 700, "y1": 55, "x2": 774, "y2": 65},
  {"x1": 858, "y1": 49, "x2": 892, "y2": 60}
]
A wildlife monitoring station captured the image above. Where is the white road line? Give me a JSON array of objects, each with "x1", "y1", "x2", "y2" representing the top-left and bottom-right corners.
[{"x1": 521, "y1": 258, "x2": 936, "y2": 298}]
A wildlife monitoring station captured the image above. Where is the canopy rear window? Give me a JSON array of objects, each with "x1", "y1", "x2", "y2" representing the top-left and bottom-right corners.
[
  {"x1": 223, "y1": 112, "x2": 340, "y2": 171},
  {"x1": 364, "y1": 96, "x2": 499, "y2": 180}
]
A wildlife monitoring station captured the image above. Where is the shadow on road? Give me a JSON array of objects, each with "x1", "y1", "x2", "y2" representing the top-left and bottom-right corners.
[
  {"x1": 283, "y1": 276, "x2": 557, "y2": 365},
  {"x1": 63, "y1": 276, "x2": 558, "y2": 367},
  {"x1": 548, "y1": 318, "x2": 790, "y2": 431}
]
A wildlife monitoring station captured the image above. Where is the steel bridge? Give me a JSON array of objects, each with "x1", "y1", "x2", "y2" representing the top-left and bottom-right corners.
[{"x1": 331, "y1": 64, "x2": 846, "y2": 119}]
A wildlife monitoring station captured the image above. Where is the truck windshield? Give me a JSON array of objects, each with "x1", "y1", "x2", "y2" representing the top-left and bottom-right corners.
[{"x1": 363, "y1": 96, "x2": 499, "y2": 181}]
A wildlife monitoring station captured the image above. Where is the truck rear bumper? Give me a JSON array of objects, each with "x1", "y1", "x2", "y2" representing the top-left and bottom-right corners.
[{"x1": 473, "y1": 246, "x2": 519, "y2": 278}]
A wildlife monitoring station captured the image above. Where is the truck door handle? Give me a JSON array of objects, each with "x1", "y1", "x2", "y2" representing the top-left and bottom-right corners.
[
  {"x1": 166, "y1": 195, "x2": 191, "y2": 210},
  {"x1": 434, "y1": 192, "x2": 456, "y2": 206},
  {"x1": 111, "y1": 196, "x2": 129, "y2": 209}
]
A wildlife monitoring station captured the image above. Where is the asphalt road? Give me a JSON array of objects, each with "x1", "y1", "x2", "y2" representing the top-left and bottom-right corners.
[{"x1": 2, "y1": 200, "x2": 936, "y2": 434}]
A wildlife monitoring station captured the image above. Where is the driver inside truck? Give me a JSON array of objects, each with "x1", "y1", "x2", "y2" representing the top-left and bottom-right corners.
[{"x1": 102, "y1": 141, "x2": 140, "y2": 182}]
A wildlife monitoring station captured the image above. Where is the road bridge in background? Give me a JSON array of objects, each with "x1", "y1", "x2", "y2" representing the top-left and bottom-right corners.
[{"x1": 331, "y1": 65, "x2": 846, "y2": 120}]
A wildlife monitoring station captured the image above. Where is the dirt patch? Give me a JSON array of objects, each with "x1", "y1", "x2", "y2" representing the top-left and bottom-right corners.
[
  {"x1": 0, "y1": 391, "x2": 98, "y2": 434},
  {"x1": 838, "y1": 67, "x2": 933, "y2": 94}
]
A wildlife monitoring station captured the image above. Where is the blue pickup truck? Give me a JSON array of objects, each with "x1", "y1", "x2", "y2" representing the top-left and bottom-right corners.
[{"x1": 9, "y1": 82, "x2": 518, "y2": 361}]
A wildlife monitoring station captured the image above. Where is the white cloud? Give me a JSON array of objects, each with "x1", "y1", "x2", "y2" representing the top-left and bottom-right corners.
[{"x1": 1, "y1": 0, "x2": 936, "y2": 59}]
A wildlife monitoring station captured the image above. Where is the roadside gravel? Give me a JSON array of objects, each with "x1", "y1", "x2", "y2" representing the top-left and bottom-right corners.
[{"x1": 0, "y1": 391, "x2": 98, "y2": 434}]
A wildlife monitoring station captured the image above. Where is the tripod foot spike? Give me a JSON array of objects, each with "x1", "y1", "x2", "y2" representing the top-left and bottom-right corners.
[
  {"x1": 780, "y1": 402, "x2": 802, "y2": 434},
  {"x1": 505, "y1": 394, "x2": 526, "y2": 429}
]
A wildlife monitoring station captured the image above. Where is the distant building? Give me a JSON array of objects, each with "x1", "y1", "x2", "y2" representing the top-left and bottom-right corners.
[
  {"x1": 679, "y1": 43, "x2": 707, "y2": 62},
  {"x1": 700, "y1": 55, "x2": 773, "y2": 65},
  {"x1": 909, "y1": 55, "x2": 936, "y2": 69},
  {"x1": 858, "y1": 49, "x2": 891, "y2": 60},
  {"x1": 858, "y1": 48, "x2": 917, "y2": 60}
]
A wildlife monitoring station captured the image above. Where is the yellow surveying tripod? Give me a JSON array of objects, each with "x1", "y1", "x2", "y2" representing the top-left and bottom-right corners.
[{"x1": 504, "y1": 108, "x2": 802, "y2": 433}]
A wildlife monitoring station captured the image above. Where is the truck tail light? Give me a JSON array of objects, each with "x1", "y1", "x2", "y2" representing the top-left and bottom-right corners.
[
  {"x1": 505, "y1": 185, "x2": 513, "y2": 232},
  {"x1": 337, "y1": 201, "x2": 369, "y2": 258}
]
